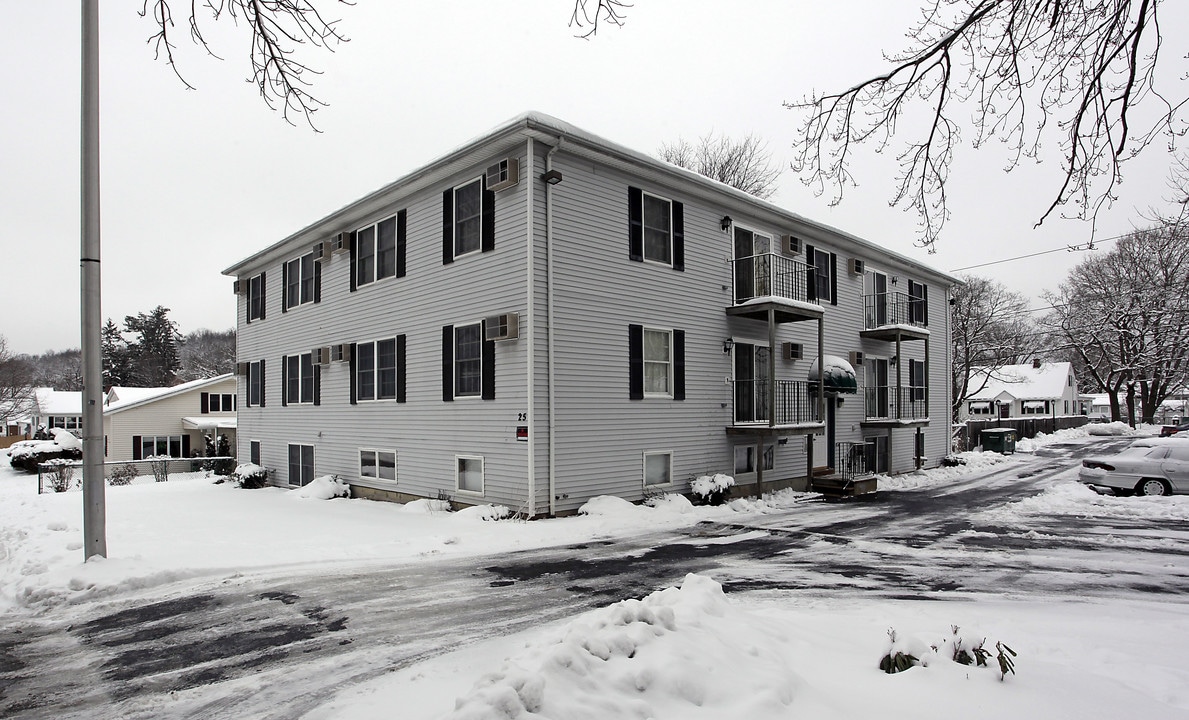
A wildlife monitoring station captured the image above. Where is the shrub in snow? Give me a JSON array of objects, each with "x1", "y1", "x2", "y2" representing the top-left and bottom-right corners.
[
  {"x1": 455, "y1": 504, "x2": 511, "y2": 521},
  {"x1": 107, "y1": 463, "x2": 138, "y2": 486},
  {"x1": 879, "y1": 629, "x2": 920, "y2": 674},
  {"x1": 291, "y1": 475, "x2": 349, "y2": 500},
  {"x1": 8, "y1": 429, "x2": 84, "y2": 472},
  {"x1": 882, "y1": 625, "x2": 1018, "y2": 680},
  {"x1": 231, "y1": 463, "x2": 269, "y2": 489},
  {"x1": 147, "y1": 455, "x2": 170, "y2": 483},
  {"x1": 41, "y1": 458, "x2": 77, "y2": 493},
  {"x1": 690, "y1": 473, "x2": 735, "y2": 505}
]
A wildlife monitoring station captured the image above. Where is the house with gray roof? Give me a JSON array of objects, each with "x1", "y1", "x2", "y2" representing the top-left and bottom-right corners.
[{"x1": 960, "y1": 360, "x2": 1081, "y2": 421}]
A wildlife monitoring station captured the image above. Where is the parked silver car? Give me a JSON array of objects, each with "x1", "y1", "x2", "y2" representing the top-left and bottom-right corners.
[{"x1": 1079, "y1": 441, "x2": 1189, "y2": 496}]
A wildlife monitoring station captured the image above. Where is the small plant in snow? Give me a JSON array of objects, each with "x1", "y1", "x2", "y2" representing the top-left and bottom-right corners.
[
  {"x1": 879, "y1": 628, "x2": 919, "y2": 674},
  {"x1": 690, "y1": 473, "x2": 735, "y2": 505},
  {"x1": 231, "y1": 463, "x2": 269, "y2": 489},
  {"x1": 108, "y1": 463, "x2": 138, "y2": 486},
  {"x1": 147, "y1": 455, "x2": 170, "y2": 482},
  {"x1": 884, "y1": 625, "x2": 1016, "y2": 679},
  {"x1": 996, "y1": 641, "x2": 1017, "y2": 680},
  {"x1": 42, "y1": 459, "x2": 76, "y2": 493}
]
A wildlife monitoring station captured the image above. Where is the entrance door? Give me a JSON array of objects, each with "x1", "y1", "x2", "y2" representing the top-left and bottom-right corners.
[
  {"x1": 865, "y1": 435, "x2": 889, "y2": 473},
  {"x1": 864, "y1": 270, "x2": 888, "y2": 327},
  {"x1": 733, "y1": 227, "x2": 772, "y2": 302},
  {"x1": 734, "y1": 343, "x2": 771, "y2": 423}
]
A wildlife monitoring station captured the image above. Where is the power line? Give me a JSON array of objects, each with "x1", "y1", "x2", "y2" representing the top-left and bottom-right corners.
[{"x1": 948, "y1": 233, "x2": 1126, "y2": 273}]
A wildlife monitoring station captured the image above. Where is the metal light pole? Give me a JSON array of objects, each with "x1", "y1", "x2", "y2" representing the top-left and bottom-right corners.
[{"x1": 81, "y1": 0, "x2": 107, "y2": 559}]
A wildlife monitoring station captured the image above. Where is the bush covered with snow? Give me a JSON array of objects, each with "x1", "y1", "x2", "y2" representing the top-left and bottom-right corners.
[
  {"x1": 7, "y1": 429, "x2": 83, "y2": 472},
  {"x1": 230, "y1": 463, "x2": 269, "y2": 489},
  {"x1": 454, "y1": 504, "x2": 511, "y2": 521},
  {"x1": 107, "y1": 463, "x2": 138, "y2": 486},
  {"x1": 41, "y1": 458, "x2": 76, "y2": 493},
  {"x1": 291, "y1": 474, "x2": 349, "y2": 500},
  {"x1": 690, "y1": 473, "x2": 735, "y2": 505}
]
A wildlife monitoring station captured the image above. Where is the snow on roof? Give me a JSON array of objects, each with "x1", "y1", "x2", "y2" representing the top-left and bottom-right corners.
[
  {"x1": 104, "y1": 374, "x2": 235, "y2": 414},
  {"x1": 181, "y1": 416, "x2": 238, "y2": 430},
  {"x1": 967, "y1": 362, "x2": 1073, "y2": 402},
  {"x1": 33, "y1": 388, "x2": 81, "y2": 416}
]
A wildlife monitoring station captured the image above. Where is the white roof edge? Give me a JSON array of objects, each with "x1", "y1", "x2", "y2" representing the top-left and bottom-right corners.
[
  {"x1": 103, "y1": 374, "x2": 236, "y2": 415},
  {"x1": 223, "y1": 111, "x2": 963, "y2": 286}
]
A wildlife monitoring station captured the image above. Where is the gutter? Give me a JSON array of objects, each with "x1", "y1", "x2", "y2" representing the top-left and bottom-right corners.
[{"x1": 545, "y1": 138, "x2": 563, "y2": 516}]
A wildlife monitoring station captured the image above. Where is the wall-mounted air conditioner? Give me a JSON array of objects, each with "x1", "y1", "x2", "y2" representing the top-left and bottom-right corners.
[
  {"x1": 312, "y1": 347, "x2": 332, "y2": 365},
  {"x1": 331, "y1": 231, "x2": 351, "y2": 254},
  {"x1": 485, "y1": 312, "x2": 520, "y2": 341},
  {"x1": 485, "y1": 158, "x2": 520, "y2": 192},
  {"x1": 233, "y1": 279, "x2": 245, "y2": 295},
  {"x1": 849, "y1": 258, "x2": 865, "y2": 275},
  {"x1": 781, "y1": 235, "x2": 802, "y2": 256},
  {"x1": 849, "y1": 351, "x2": 865, "y2": 366},
  {"x1": 235, "y1": 361, "x2": 250, "y2": 376},
  {"x1": 331, "y1": 344, "x2": 351, "y2": 363},
  {"x1": 782, "y1": 342, "x2": 803, "y2": 361}
]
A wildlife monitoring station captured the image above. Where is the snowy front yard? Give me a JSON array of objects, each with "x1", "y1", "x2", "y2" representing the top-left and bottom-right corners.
[{"x1": 2, "y1": 426, "x2": 1188, "y2": 719}]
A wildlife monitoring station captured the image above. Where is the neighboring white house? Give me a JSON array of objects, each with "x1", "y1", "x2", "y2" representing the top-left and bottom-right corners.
[
  {"x1": 29, "y1": 388, "x2": 83, "y2": 433},
  {"x1": 224, "y1": 112, "x2": 961, "y2": 515},
  {"x1": 102, "y1": 375, "x2": 238, "y2": 462},
  {"x1": 960, "y1": 360, "x2": 1081, "y2": 421}
]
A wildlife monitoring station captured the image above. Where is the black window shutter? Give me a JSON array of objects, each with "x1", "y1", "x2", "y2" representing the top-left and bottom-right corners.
[
  {"x1": 830, "y1": 252, "x2": 838, "y2": 306},
  {"x1": 396, "y1": 334, "x2": 407, "y2": 403},
  {"x1": 259, "y1": 359, "x2": 266, "y2": 407},
  {"x1": 182, "y1": 434, "x2": 191, "y2": 458},
  {"x1": 396, "y1": 209, "x2": 407, "y2": 278},
  {"x1": 349, "y1": 343, "x2": 358, "y2": 405},
  {"x1": 442, "y1": 189, "x2": 454, "y2": 265},
  {"x1": 628, "y1": 324, "x2": 644, "y2": 400},
  {"x1": 442, "y1": 325, "x2": 454, "y2": 401},
  {"x1": 260, "y1": 272, "x2": 266, "y2": 319},
  {"x1": 921, "y1": 283, "x2": 929, "y2": 325},
  {"x1": 200, "y1": 392, "x2": 209, "y2": 414},
  {"x1": 628, "y1": 187, "x2": 643, "y2": 262},
  {"x1": 132, "y1": 436, "x2": 142, "y2": 461},
  {"x1": 481, "y1": 184, "x2": 495, "y2": 253},
  {"x1": 349, "y1": 231, "x2": 358, "y2": 292},
  {"x1": 314, "y1": 260, "x2": 322, "y2": 303},
  {"x1": 313, "y1": 365, "x2": 321, "y2": 406},
  {"x1": 673, "y1": 329, "x2": 686, "y2": 400},
  {"x1": 482, "y1": 321, "x2": 495, "y2": 401},
  {"x1": 281, "y1": 355, "x2": 288, "y2": 407},
  {"x1": 672, "y1": 201, "x2": 685, "y2": 271},
  {"x1": 281, "y1": 261, "x2": 289, "y2": 313},
  {"x1": 805, "y1": 244, "x2": 817, "y2": 301},
  {"x1": 232, "y1": 394, "x2": 237, "y2": 410}
]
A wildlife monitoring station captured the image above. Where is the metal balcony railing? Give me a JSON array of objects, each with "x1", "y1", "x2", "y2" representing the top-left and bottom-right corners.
[
  {"x1": 732, "y1": 379, "x2": 820, "y2": 426},
  {"x1": 731, "y1": 253, "x2": 813, "y2": 305},
  {"x1": 862, "y1": 291, "x2": 927, "y2": 330},
  {"x1": 835, "y1": 441, "x2": 874, "y2": 482},
  {"x1": 863, "y1": 385, "x2": 929, "y2": 421}
]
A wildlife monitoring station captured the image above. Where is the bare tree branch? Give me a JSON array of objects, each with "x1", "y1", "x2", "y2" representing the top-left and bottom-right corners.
[
  {"x1": 658, "y1": 132, "x2": 783, "y2": 199},
  {"x1": 140, "y1": 0, "x2": 351, "y2": 129},
  {"x1": 569, "y1": 0, "x2": 632, "y2": 38}
]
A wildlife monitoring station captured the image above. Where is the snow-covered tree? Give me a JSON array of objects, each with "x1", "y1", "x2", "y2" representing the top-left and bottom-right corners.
[
  {"x1": 101, "y1": 319, "x2": 133, "y2": 389},
  {"x1": 658, "y1": 133, "x2": 782, "y2": 200},
  {"x1": 0, "y1": 335, "x2": 35, "y2": 427},
  {"x1": 124, "y1": 306, "x2": 184, "y2": 387},
  {"x1": 1044, "y1": 224, "x2": 1189, "y2": 424},
  {"x1": 178, "y1": 329, "x2": 236, "y2": 382},
  {"x1": 950, "y1": 276, "x2": 1034, "y2": 421}
]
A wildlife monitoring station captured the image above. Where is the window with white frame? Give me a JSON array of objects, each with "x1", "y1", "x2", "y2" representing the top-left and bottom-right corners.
[
  {"x1": 968, "y1": 401, "x2": 992, "y2": 416},
  {"x1": 733, "y1": 445, "x2": 773, "y2": 474},
  {"x1": 284, "y1": 251, "x2": 317, "y2": 309},
  {"x1": 356, "y1": 338, "x2": 398, "y2": 401},
  {"x1": 643, "y1": 328, "x2": 672, "y2": 397},
  {"x1": 641, "y1": 192, "x2": 673, "y2": 265},
  {"x1": 454, "y1": 324, "x2": 483, "y2": 397},
  {"x1": 456, "y1": 455, "x2": 484, "y2": 494},
  {"x1": 285, "y1": 353, "x2": 315, "y2": 405},
  {"x1": 453, "y1": 178, "x2": 483, "y2": 257},
  {"x1": 356, "y1": 215, "x2": 398, "y2": 287},
  {"x1": 643, "y1": 451, "x2": 672, "y2": 486},
  {"x1": 288, "y1": 443, "x2": 314, "y2": 486},
  {"x1": 248, "y1": 360, "x2": 265, "y2": 407},
  {"x1": 206, "y1": 393, "x2": 234, "y2": 412},
  {"x1": 1021, "y1": 400, "x2": 1049, "y2": 415},
  {"x1": 360, "y1": 449, "x2": 396, "y2": 483},
  {"x1": 247, "y1": 273, "x2": 265, "y2": 321},
  {"x1": 141, "y1": 435, "x2": 184, "y2": 458}
]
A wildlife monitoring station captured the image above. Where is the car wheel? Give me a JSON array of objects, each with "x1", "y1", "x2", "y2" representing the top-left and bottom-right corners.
[{"x1": 1136, "y1": 478, "x2": 1169, "y2": 497}]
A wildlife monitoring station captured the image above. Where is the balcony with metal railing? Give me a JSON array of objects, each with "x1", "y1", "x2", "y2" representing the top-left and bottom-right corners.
[
  {"x1": 727, "y1": 253, "x2": 824, "y2": 324},
  {"x1": 862, "y1": 384, "x2": 931, "y2": 427},
  {"x1": 860, "y1": 291, "x2": 929, "y2": 341},
  {"x1": 727, "y1": 378, "x2": 823, "y2": 435}
]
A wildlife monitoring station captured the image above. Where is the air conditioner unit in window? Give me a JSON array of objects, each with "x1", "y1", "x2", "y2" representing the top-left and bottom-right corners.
[
  {"x1": 236, "y1": 361, "x2": 250, "y2": 376},
  {"x1": 313, "y1": 347, "x2": 332, "y2": 365},
  {"x1": 233, "y1": 279, "x2": 246, "y2": 295},
  {"x1": 331, "y1": 231, "x2": 351, "y2": 254},
  {"x1": 331, "y1": 343, "x2": 351, "y2": 363},
  {"x1": 849, "y1": 258, "x2": 865, "y2": 275},
  {"x1": 782, "y1": 342, "x2": 803, "y2": 361},
  {"x1": 485, "y1": 312, "x2": 520, "y2": 341},
  {"x1": 849, "y1": 351, "x2": 865, "y2": 366},
  {"x1": 485, "y1": 158, "x2": 520, "y2": 192},
  {"x1": 781, "y1": 235, "x2": 802, "y2": 256}
]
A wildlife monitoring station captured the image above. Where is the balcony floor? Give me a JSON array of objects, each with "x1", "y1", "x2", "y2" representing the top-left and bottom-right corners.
[
  {"x1": 726, "y1": 299, "x2": 824, "y2": 324},
  {"x1": 861, "y1": 417, "x2": 931, "y2": 428},
  {"x1": 859, "y1": 324, "x2": 930, "y2": 342},
  {"x1": 726, "y1": 422, "x2": 825, "y2": 437}
]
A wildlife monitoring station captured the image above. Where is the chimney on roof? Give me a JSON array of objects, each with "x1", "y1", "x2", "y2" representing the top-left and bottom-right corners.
[{"x1": 1032, "y1": 358, "x2": 1041, "y2": 369}]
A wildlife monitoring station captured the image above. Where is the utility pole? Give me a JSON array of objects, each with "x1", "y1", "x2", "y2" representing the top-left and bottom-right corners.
[{"x1": 81, "y1": 0, "x2": 107, "y2": 559}]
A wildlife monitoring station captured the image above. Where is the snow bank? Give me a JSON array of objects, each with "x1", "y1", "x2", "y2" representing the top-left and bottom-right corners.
[
  {"x1": 1014, "y1": 425, "x2": 1089, "y2": 452},
  {"x1": 1087, "y1": 421, "x2": 1134, "y2": 436},
  {"x1": 445, "y1": 574, "x2": 801, "y2": 720},
  {"x1": 978, "y1": 481, "x2": 1189, "y2": 525},
  {"x1": 878, "y1": 450, "x2": 1011, "y2": 491},
  {"x1": 291, "y1": 475, "x2": 350, "y2": 500}
]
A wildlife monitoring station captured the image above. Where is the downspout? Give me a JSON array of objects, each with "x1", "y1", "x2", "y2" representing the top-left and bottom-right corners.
[
  {"x1": 545, "y1": 138, "x2": 564, "y2": 516},
  {"x1": 525, "y1": 138, "x2": 536, "y2": 517}
]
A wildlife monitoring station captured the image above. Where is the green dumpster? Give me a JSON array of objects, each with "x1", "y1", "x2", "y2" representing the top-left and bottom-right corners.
[{"x1": 981, "y1": 428, "x2": 1017, "y2": 454}]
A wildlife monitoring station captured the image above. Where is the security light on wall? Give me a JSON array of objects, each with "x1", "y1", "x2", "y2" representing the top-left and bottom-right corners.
[
  {"x1": 541, "y1": 169, "x2": 563, "y2": 185},
  {"x1": 723, "y1": 338, "x2": 734, "y2": 354},
  {"x1": 721, "y1": 216, "x2": 732, "y2": 231}
]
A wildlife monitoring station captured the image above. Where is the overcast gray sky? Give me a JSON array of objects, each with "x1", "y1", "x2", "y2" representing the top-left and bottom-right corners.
[{"x1": 2, "y1": 0, "x2": 1185, "y2": 355}]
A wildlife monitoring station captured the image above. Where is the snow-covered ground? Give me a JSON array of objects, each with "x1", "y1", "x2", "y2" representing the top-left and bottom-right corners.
[{"x1": 3, "y1": 426, "x2": 1188, "y2": 719}]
